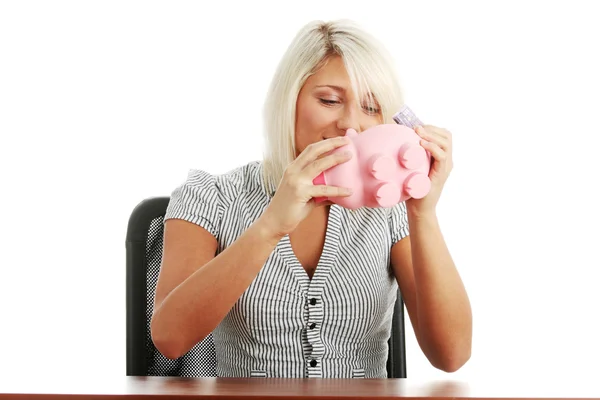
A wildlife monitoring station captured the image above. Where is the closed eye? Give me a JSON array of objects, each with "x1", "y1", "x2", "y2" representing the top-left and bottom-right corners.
[
  {"x1": 319, "y1": 98, "x2": 340, "y2": 105},
  {"x1": 363, "y1": 105, "x2": 381, "y2": 114},
  {"x1": 319, "y1": 98, "x2": 380, "y2": 114}
]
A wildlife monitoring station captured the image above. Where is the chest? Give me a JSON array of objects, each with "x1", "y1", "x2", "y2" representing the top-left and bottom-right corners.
[
  {"x1": 288, "y1": 209, "x2": 328, "y2": 279},
  {"x1": 225, "y1": 204, "x2": 397, "y2": 344}
]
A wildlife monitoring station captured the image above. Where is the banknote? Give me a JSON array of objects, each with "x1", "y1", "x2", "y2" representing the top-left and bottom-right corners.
[{"x1": 392, "y1": 105, "x2": 423, "y2": 129}]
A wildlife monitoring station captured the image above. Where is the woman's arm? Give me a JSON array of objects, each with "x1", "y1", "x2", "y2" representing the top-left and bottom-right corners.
[
  {"x1": 391, "y1": 210, "x2": 472, "y2": 372},
  {"x1": 151, "y1": 217, "x2": 283, "y2": 360},
  {"x1": 391, "y1": 124, "x2": 472, "y2": 372},
  {"x1": 151, "y1": 136, "x2": 354, "y2": 359}
]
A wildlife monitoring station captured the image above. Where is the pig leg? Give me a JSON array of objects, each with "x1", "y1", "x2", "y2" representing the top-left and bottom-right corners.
[
  {"x1": 375, "y1": 182, "x2": 402, "y2": 207},
  {"x1": 403, "y1": 172, "x2": 431, "y2": 199},
  {"x1": 368, "y1": 154, "x2": 395, "y2": 181},
  {"x1": 398, "y1": 143, "x2": 427, "y2": 170},
  {"x1": 368, "y1": 154, "x2": 401, "y2": 207}
]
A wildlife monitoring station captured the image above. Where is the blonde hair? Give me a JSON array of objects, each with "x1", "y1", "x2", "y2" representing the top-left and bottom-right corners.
[{"x1": 261, "y1": 19, "x2": 405, "y2": 194}]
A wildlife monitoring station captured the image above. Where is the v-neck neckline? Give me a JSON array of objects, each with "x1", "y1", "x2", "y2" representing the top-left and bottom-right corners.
[{"x1": 275, "y1": 205, "x2": 344, "y2": 287}]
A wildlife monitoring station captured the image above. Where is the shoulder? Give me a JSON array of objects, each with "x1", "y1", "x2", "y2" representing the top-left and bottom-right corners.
[
  {"x1": 387, "y1": 201, "x2": 410, "y2": 244},
  {"x1": 177, "y1": 161, "x2": 266, "y2": 205},
  {"x1": 214, "y1": 161, "x2": 266, "y2": 201},
  {"x1": 165, "y1": 161, "x2": 267, "y2": 237}
]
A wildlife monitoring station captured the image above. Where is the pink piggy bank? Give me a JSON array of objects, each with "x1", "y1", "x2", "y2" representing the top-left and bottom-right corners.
[{"x1": 313, "y1": 124, "x2": 431, "y2": 210}]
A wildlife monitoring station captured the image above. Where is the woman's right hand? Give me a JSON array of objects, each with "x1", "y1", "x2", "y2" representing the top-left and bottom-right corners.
[{"x1": 259, "y1": 136, "x2": 354, "y2": 239}]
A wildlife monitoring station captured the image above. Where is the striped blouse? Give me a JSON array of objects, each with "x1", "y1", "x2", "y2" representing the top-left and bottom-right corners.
[{"x1": 164, "y1": 161, "x2": 410, "y2": 378}]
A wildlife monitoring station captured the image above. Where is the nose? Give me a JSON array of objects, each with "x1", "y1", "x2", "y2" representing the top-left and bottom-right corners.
[{"x1": 336, "y1": 105, "x2": 361, "y2": 134}]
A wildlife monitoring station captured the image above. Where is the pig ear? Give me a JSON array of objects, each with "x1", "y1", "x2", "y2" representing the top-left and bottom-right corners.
[{"x1": 346, "y1": 128, "x2": 358, "y2": 137}]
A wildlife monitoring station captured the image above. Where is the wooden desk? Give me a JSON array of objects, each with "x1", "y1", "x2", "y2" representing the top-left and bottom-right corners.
[{"x1": 1, "y1": 376, "x2": 599, "y2": 399}]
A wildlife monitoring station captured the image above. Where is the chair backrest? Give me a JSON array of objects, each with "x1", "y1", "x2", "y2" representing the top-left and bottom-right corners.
[{"x1": 126, "y1": 196, "x2": 407, "y2": 378}]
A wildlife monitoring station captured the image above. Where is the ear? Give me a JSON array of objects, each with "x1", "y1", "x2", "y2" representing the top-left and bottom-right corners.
[{"x1": 346, "y1": 128, "x2": 358, "y2": 137}]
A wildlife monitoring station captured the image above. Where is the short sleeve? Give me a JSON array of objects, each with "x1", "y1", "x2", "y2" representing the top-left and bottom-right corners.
[
  {"x1": 164, "y1": 169, "x2": 223, "y2": 238},
  {"x1": 389, "y1": 201, "x2": 410, "y2": 245}
]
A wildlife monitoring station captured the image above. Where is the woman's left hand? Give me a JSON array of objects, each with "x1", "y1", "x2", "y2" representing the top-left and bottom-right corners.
[{"x1": 406, "y1": 125, "x2": 454, "y2": 215}]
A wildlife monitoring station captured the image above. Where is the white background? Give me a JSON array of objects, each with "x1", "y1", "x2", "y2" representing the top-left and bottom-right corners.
[{"x1": 1, "y1": 0, "x2": 599, "y2": 387}]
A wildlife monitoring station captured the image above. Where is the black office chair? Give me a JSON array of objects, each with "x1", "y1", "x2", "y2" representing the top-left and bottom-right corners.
[{"x1": 126, "y1": 196, "x2": 407, "y2": 378}]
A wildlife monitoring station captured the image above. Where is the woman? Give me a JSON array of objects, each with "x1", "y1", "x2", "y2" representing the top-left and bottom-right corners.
[{"x1": 150, "y1": 19, "x2": 472, "y2": 378}]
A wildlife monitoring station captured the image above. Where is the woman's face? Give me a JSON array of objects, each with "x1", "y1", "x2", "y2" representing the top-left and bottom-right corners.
[{"x1": 294, "y1": 55, "x2": 383, "y2": 156}]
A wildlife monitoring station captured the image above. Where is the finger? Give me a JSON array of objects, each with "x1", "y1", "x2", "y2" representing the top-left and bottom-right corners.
[
  {"x1": 294, "y1": 136, "x2": 351, "y2": 170},
  {"x1": 415, "y1": 125, "x2": 449, "y2": 145},
  {"x1": 304, "y1": 149, "x2": 352, "y2": 178},
  {"x1": 423, "y1": 125, "x2": 452, "y2": 143},
  {"x1": 419, "y1": 139, "x2": 447, "y2": 163},
  {"x1": 309, "y1": 184, "x2": 353, "y2": 199},
  {"x1": 415, "y1": 126, "x2": 450, "y2": 151}
]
